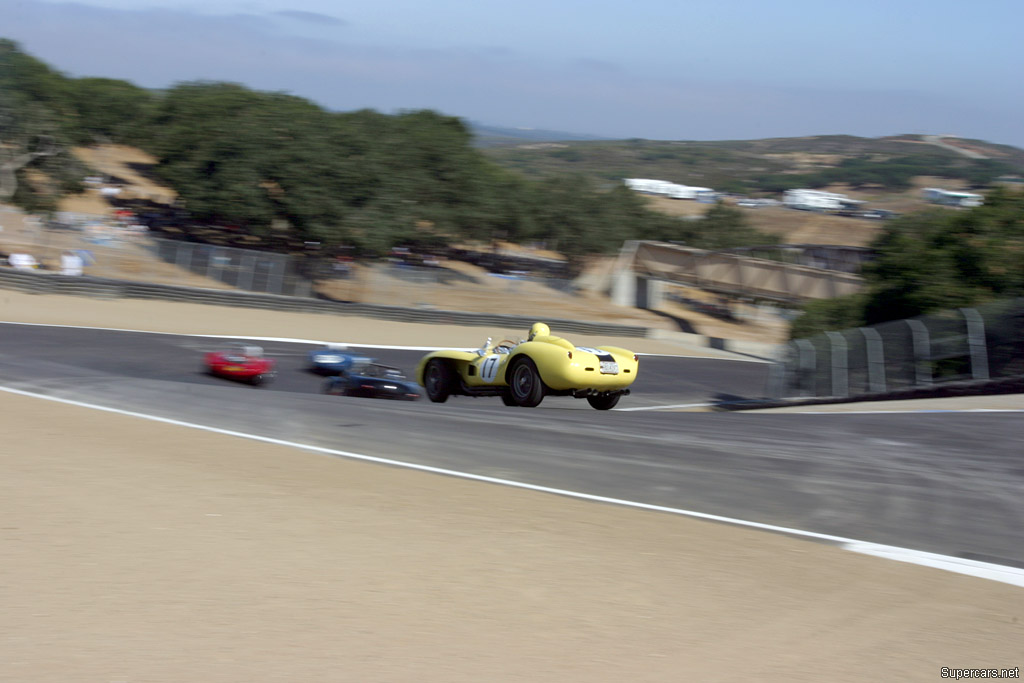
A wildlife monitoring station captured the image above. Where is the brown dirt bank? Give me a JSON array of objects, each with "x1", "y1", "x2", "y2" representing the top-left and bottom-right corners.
[{"x1": 0, "y1": 289, "x2": 724, "y2": 357}]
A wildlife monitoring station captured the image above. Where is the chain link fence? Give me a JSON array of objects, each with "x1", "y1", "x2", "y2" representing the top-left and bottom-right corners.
[
  {"x1": 5, "y1": 210, "x2": 583, "y2": 309},
  {"x1": 769, "y1": 298, "x2": 1024, "y2": 399},
  {"x1": 2, "y1": 212, "x2": 314, "y2": 296},
  {"x1": 311, "y1": 259, "x2": 579, "y2": 310},
  {"x1": 144, "y1": 238, "x2": 312, "y2": 297}
]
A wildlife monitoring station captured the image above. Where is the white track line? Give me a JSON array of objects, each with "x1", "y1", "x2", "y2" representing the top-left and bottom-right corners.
[
  {"x1": 614, "y1": 402, "x2": 714, "y2": 412},
  {"x1": 1, "y1": 384, "x2": 1021, "y2": 588}
]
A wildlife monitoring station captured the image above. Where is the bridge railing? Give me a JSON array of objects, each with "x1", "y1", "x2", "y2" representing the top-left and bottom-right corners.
[{"x1": 630, "y1": 241, "x2": 864, "y2": 304}]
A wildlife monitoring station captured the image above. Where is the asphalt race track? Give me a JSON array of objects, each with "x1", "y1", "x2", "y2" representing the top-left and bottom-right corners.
[{"x1": 2, "y1": 322, "x2": 1022, "y2": 571}]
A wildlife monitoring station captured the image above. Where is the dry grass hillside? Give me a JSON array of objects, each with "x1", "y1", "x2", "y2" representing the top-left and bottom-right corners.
[
  {"x1": 2, "y1": 145, "x2": 802, "y2": 343},
  {"x1": 644, "y1": 176, "x2": 987, "y2": 247}
]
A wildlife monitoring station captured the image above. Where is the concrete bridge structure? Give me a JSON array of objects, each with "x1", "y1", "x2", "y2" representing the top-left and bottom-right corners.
[{"x1": 612, "y1": 241, "x2": 868, "y2": 309}]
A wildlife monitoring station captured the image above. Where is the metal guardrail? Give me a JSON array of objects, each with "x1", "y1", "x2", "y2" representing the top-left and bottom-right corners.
[
  {"x1": 766, "y1": 298, "x2": 1024, "y2": 400},
  {"x1": 0, "y1": 268, "x2": 650, "y2": 338}
]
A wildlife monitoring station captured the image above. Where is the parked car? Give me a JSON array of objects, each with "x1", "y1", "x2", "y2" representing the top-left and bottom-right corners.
[{"x1": 860, "y1": 209, "x2": 900, "y2": 220}]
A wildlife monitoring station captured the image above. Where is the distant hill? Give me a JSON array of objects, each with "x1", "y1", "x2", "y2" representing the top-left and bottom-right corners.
[
  {"x1": 469, "y1": 122, "x2": 612, "y2": 148},
  {"x1": 480, "y1": 133, "x2": 1024, "y2": 194}
]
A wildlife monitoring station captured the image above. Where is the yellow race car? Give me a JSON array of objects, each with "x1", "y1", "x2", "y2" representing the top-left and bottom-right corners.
[{"x1": 415, "y1": 323, "x2": 639, "y2": 410}]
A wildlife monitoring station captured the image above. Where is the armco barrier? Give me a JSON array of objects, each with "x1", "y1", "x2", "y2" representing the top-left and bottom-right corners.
[
  {"x1": 764, "y1": 298, "x2": 1024, "y2": 404},
  {"x1": 0, "y1": 268, "x2": 650, "y2": 338}
]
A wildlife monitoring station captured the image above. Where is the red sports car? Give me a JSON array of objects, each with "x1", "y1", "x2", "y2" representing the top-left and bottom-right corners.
[{"x1": 204, "y1": 344, "x2": 277, "y2": 385}]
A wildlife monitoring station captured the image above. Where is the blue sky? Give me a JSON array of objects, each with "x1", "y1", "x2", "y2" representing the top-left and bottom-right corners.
[{"x1": 3, "y1": 0, "x2": 1022, "y2": 146}]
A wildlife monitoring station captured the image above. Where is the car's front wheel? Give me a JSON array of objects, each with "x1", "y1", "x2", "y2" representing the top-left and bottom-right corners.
[
  {"x1": 424, "y1": 359, "x2": 455, "y2": 403},
  {"x1": 586, "y1": 393, "x2": 621, "y2": 410},
  {"x1": 509, "y1": 357, "x2": 545, "y2": 407}
]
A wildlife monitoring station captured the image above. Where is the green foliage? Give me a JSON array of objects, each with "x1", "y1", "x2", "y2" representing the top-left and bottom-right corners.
[
  {"x1": 483, "y1": 136, "x2": 1024, "y2": 196},
  {"x1": 0, "y1": 40, "x2": 90, "y2": 210},
  {"x1": 550, "y1": 148, "x2": 583, "y2": 162},
  {"x1": 686, "y1": 203, "x2": 774, "y2": 250},
  {"x1": 753, "y1": 154, "x2": 1015, "y2": 193},
  {"x1": 65, "y1": 77, "x2": 156, "y2": 144},
  {"x1": 789, "y1": 294, "x2": 869, "y2": 339},
  {"x1": 863, "y1": 188, "x2": 1024, "y2": 323},
  {"x1": 790, "y1": 188, "x2": 1024, "y2": 337},
  {"x1": 0, "y1": 38, "x2": 74, "y2": 117}
]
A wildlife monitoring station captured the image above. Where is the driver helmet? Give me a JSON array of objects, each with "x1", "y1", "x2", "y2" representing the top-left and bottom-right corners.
[{"x1": 527, "y1": 322, "x2": 550, "y2": 341}]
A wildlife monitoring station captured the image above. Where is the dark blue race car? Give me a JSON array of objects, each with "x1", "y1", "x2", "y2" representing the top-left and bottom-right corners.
[
  {"x1": 323, "y1": 363, "x2": 421, "y2": 401},
  {"x1": 307, "y1": 345, "x2": 374, "y2": 375}
]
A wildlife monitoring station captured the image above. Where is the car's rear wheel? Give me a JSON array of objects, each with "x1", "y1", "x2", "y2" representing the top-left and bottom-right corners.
[
  {"x1": 323, "y1": 379, "x2": 346, "y2": 396},
  {"x1": 424, "y1": 359, "x2": 455, "y2": 403},
  {"x1": 586, "y1": 393, "x2": 621, "y2": 410},
  {"x1": 500, "y1": 390, "x2": 517, "y2": 406},
  {"x1": 250, "y1": 374, "x2": 266, "y2": 386},
  {"x1": 509, "y1": 357, "x2": 545, "y2": 407}
]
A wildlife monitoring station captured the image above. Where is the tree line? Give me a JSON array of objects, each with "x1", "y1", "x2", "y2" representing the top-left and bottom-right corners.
[
  {"x1": 0, "y1": 39, "x2": 772, "y2": 270},
  {"x1": 752, "y1": 155, "x2": 1012, "y2": 195}
]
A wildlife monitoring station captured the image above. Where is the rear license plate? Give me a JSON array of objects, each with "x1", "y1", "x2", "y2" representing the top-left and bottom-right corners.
[
  {"x1": 599, "y1": 361, "x2": 619, "y2": 375},
  {"x1": 224, "y1": 365, "x2": 242, "y2": 372}
]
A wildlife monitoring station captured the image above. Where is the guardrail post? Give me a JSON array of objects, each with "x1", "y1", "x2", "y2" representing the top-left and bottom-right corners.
[
  {"x1": 238, "y1": 254, "x2": 256, "y2": 291},
  {"x1": 825, "y1": 331, "x2": 848, "y2": 397},
  {"x1": 794, "y1": 338, "x2": 816, "y2": 396},
  {"x1": 765, "y1": 360, "x2": 787, "y2": 398},
  {"x1": 860, "y1": 327, "x2": 887, "y2": 393},
  {"x1": 175, "y1": 242, "x2": 193, "y2": 272},
  {"x1": 206, "y1": 246, "x2": 221, "y2": 282},
  {"x1": 960, "y1": 307, "x2": 990, "y2": 380},
  {"x1": 905, "y1": 318, "x2": 932, "y2": 386},
  {"x1": 270, "y1": 257, "x2": 285, "y2": 295}
]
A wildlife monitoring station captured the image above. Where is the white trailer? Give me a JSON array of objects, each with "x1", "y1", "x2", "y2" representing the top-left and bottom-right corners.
[
  {"x1": 625, "y1": 179, "x2": 716, "y2": 200},
  {"x1": 922, "y1": 188, "x2": 984, "y2": 207},
  {"x1": 624, "y1": 178, "x2": 674, "y2": 195},
  {"x1": 783, "y1": 189, "x2": 855, "y2": 211},
  {"x1": 666, "y1": 184, "x2": 713, "y2": 200}
]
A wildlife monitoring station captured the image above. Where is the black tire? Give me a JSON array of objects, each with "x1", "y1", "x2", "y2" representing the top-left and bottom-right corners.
[
  {"x1": 586, "y1": 393, "x2": 621, "y2": 410},
  {"x1": 424, "y1": 359, "x2": 455, "y2": 403},
  {"x1": 500, "y1": 390, "x2": 518, "y2": 407},
  {"x1": 250, "y1": 374, "x2": 265, "y2": 386},
  {"x1": 508, "y1": 357, "x2": 545, "y2": 407},
  {"x1": 323, "y1": 379, "x2": 346, "y2": 396}
]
